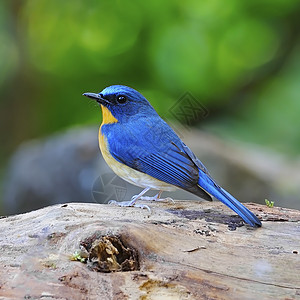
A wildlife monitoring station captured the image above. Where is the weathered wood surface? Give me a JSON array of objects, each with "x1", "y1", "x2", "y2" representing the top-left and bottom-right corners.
[{"x1": 0, "y1": 200, "x2": 299, "y2": 300}]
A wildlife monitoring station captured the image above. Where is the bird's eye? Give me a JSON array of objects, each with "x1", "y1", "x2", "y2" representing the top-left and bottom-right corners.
[{"x1": 116, "y1": 95, "x2": 127, "y2": 104}]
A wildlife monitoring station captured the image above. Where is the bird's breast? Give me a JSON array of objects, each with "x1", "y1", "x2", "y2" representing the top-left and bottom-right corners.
[{"x1": 98, "y1": 126, "x2": 176, "y2": 191}]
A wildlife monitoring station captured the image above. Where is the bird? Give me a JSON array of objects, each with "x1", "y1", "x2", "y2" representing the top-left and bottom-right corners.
[{"x1": 83, "y1": 85, "x2": 262, "y2": 227}]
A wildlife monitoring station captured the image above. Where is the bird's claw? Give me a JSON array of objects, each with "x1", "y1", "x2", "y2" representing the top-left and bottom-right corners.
[
  {"x1": 108, "y1": 200, "x2": 151, "y2": 213},
  {"x1": 134, "y1": 195, "x2": 175, "y2": 204},
  {"x1": 131, "y1": 194, "x2": 175, "y2": 204},
  {"x1": 108, "y1": 200, "x2": 134, "y2": 207},
  {"x1": 157, "y1": 197, "x2": 175, "y2": 204},
  {"x1": 133, "y1": 203, "x2": 151, "y2": 212}
]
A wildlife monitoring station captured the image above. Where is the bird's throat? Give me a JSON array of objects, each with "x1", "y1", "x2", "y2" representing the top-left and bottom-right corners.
[{"x1": 101, "y1": 105, "x2": 118, "y2": 125}]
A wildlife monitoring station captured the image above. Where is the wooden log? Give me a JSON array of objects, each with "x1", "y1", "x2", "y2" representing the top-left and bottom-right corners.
[{"x1": 0, "y1": 200, "x2": 299, "y2": 299}]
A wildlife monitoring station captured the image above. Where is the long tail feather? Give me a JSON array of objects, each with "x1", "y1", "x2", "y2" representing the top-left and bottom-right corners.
[{"x1": 199, "y1": 175, "x2": 261, "y2": 227}]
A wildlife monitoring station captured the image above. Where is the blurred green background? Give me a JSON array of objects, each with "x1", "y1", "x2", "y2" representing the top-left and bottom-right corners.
[{"x1": 1, "y1": 0, "x2": 300, "y2": 212}]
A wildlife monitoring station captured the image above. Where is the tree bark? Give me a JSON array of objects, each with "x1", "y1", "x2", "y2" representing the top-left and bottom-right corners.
[{"x1": 0, "y1": 201, "x2": 299, "y2": 299}]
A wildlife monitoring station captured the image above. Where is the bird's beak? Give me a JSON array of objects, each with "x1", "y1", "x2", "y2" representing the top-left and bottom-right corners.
[{"x1": 83, "y1": 92, "x2": 107, "y2": 105}]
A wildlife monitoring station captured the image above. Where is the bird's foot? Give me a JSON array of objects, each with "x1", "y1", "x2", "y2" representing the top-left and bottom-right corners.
[
  {"x1": 108, "y1": 200, "x2": 151, "y2": 213},
  {"x1": 107, "y1": 188, "x2": 172, "y2": 213},
  {"x1": 138, "y1": 195, "x2": 175, "y2": 203},
  {"x1": 133, "y1": 190, "x2": 174, "y2": 203}
]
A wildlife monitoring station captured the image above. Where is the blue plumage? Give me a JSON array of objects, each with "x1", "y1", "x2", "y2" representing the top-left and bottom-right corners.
[{"x1": 83, "y1": 85, "x2": 262, "y2": 227}]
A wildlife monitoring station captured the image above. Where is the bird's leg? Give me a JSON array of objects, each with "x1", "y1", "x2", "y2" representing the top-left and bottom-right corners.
[
  {"x1": 108, "y1": 187, "x2": 151, "y2": 212},
  {"x1": 139, "y1": 190, "x2": 175, "y2": 203},
  {"x1": 129, "y1": 187, "x2": 151, "y2": 205}
]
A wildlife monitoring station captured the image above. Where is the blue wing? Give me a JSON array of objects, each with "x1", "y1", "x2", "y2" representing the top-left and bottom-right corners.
[
  {"x1": 102, "y1": 116, "x2": 261, "y2": 227},
  {"x1": 101, "y1": 117, "x2": 212, "y2": 200}
]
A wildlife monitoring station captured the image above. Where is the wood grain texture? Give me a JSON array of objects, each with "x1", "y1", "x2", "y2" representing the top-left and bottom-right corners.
[{"x1": 0, "y1": 200, "x2": 299, "y2": 299}]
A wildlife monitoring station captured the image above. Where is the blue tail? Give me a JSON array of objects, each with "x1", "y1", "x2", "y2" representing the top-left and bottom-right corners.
[{"x1": 199, "y1": 174, "x2": 262, "y2": 227}]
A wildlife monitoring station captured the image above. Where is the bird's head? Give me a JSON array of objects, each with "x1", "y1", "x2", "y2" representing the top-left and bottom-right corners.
[{"x1": 83, "y1": 85, "x2": 156, "y2": 123}]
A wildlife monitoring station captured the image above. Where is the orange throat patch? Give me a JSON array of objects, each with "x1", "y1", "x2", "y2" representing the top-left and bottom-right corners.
[
  {"x1": 101, "y1": 105, "x2": 118, "y2": 125},
  {"x1": 98, "y1": 104, "x2": 118, "y2": 171}
]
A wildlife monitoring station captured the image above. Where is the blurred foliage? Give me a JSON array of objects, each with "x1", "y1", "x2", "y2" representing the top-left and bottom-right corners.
[{"x1": 1, "y1": 0, "x2": 300, "y2": 166}]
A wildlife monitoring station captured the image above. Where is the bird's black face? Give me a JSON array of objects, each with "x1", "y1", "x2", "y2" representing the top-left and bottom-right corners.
[
  {"x1": 83, "y1": 92, "x2": 128, "y2": 106},
  {"x1": 83, "y1": 85, "x2": 156, "y2": 121}
]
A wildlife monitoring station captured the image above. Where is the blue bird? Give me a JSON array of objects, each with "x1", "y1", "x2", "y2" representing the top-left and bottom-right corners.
[{"x1": 83, "y1": 85, "x2": 262, "y2": 227}]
